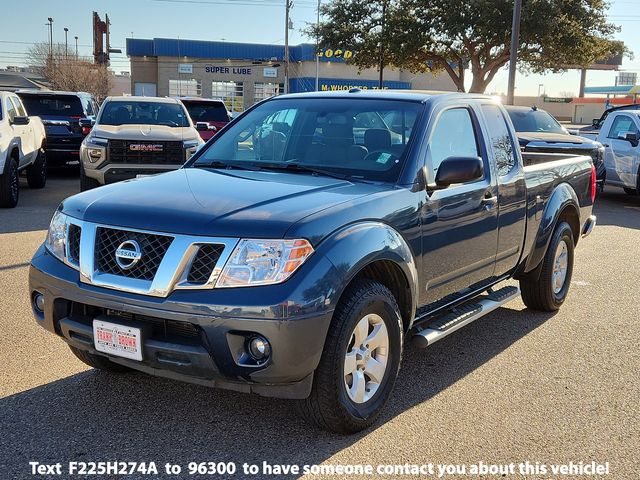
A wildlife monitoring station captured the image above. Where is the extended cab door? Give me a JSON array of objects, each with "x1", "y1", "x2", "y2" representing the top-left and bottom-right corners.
[
  {"x1": 602, "y1": 113, "x2": 640, "y2": 188},
  {"x1": 479, "y1": 103, "x2": 526, "y2": 278},
  {"x1": 421, "y1": 105, "x2": 499, "y2": 304}
]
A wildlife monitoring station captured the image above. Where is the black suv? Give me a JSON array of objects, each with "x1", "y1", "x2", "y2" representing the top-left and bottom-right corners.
[
  {"x1": 505, "y1": 105, "x2": 606, "y2": 195},
  {"x1": 16, "y1": 90, "x2": 99, "y2": 166}
]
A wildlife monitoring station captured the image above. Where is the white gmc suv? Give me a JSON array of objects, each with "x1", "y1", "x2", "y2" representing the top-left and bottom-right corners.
[
  {"x1": 0, "y1": 91, "x2": 47, "y2": 208},
  {"x1": 79, "y1": 96, "x2": 203, "y2": 191}
]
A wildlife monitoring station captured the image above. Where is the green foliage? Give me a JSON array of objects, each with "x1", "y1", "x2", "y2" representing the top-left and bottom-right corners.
[{"x1": 312, "y1": 0, "x2": 627, "y2": 93}]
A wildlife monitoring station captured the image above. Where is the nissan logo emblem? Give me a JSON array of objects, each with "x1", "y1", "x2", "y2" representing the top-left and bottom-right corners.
[{"x1": 115, "y1": 240, "x2": 142, "y2": 270}]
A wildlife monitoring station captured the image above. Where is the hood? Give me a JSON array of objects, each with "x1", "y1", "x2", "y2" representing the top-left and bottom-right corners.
[
  {"x1": 517, "y1": 132, "x2": 597, "y2": 147},
  {"x1": 62, "y1": 168, "x2": 381, "y2": 239},
  {"x1": 92, "y1": 124, "x2": 199, "y2": 142}
]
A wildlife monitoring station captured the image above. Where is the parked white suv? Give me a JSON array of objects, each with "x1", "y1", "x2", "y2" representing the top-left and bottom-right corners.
[
  {"x1": 595, "y1": 110, "x2": 640, "y2": 195},
  {"x1": 79, "y1": 96, "x2": 203, "y2": 191},
  {"x1": 0, "y1": 91, "x2": 47, "y2": 208}
]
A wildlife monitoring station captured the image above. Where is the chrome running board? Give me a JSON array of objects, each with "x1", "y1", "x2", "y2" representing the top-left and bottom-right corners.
[{"x1": 411, "y1": 285, "x2": 520, "y2": 348}]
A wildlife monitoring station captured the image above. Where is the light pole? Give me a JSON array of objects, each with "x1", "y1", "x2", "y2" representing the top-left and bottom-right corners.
[
  {"x1": 378, "y1": 0, "x2": 387, "y2": 89},
  {"x1": 284, "y1": 0, "x2": 291, "y2": 94},
  {"x1": 506, "y1": 0, "x2": 522, "y2": 105},
  {"x1": 74, "y1": 36, "x2": 78, "y2": 57},
  {"x1": 46, "y1": 17, "x2": 53, "y2": 59},
  {"x1": 315, "y1": 0, "x2": 320, "y2": 91},
  {"x1": 64, "y1": 27, "x2": 69, "y2": 58}
]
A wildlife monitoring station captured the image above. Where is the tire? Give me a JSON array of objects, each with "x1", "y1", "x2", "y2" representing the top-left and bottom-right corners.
[
  {"x1": 520, "y1": 221, "x2": 575, "y2": 311},
  {"x1": 0, "y1": 156, "x2": 19, "y2": 208},
  {"x1": 69, "y1": 345, "x2": 131, "y2": 373},
  {"x1": 26, "y1": 147, "x2": 47, "y2": 189},
  {"x1": 297, "y1": 279, "x2": 403, "y2": 433},
  {"x1": 80, "y1": 165, "x2": 101, "y2": 192},
  {"x1": 623, "y1": 187, "x2": 638, "y2": 196}
]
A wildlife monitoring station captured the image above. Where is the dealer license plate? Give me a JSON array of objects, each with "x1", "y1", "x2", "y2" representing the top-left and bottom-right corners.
[{"x1": 93, "y1": 319, "x2": 143, "y2": 361}]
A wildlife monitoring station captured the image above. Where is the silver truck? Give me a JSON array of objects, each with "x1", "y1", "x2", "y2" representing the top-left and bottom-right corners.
[{"x1": 79, "y1": 96, "x2": 203, "y2": 191}]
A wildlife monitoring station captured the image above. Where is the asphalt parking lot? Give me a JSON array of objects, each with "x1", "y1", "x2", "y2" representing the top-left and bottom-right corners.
[{"x1": 0, "y1": 172, "x2": 638, "y2": 479}]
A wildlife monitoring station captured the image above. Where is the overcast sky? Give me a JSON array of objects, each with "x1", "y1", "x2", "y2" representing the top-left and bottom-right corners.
[{"x1": 2, "y1": 0, "x2": 639, "y2": 96}]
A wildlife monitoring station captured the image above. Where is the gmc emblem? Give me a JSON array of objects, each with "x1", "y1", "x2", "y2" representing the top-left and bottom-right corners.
[{"x1": 129, "y1": 144, "x2": 164, "y2": 152}]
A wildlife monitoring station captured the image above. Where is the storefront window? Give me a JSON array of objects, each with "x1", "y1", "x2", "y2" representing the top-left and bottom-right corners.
[
  {"x1": 254, "y1": 83, "x2": 284, "y2": 103},
  {"x1": 212, "y1": 81, "x2": 244, "y2": 113},
  {"x1": 169, "y1": 79, "x2": 202, "y2": 97}
]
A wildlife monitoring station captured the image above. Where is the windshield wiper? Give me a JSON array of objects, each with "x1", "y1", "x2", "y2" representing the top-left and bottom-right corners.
[
  {"x1": 193, "y1": 160, "x2": 261, "y2": 172},
  {"x1": 257, "y1": 163, "x2": 368, "y2": 182}
]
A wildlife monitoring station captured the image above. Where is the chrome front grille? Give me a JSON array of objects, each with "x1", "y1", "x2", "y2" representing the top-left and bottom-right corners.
[
  {"x1": 67, "y1": 224, "x2": 81, "y2": 265},
  {"x1": 187, "y1": 244, "x2": 225, "y2": 284},
  {"x1": 95, "y1": 227, "x2": 173, "y2": 280},
  {"x1": 63, "y1": 220, "x2": 238, "y2": 297}
]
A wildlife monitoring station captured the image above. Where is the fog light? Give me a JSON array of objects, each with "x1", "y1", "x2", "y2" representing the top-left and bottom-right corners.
[
  {"x1": 33, "y1": 292, "x2": 45, "y2": 312},
  {"x1": 248, "y1": 336, "x2": 271, "y2": 361}
]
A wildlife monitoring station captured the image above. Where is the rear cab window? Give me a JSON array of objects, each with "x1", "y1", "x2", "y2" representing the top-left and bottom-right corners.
[
  {"x1": 182, "y1": 101, "x2": 229, "y2": 123},
  {"x1": 19, "y1": 94, "x2": 83, "y2": 117},
  {"x1": 482, "y1": 104, "x2": 517, "y2": 177}
]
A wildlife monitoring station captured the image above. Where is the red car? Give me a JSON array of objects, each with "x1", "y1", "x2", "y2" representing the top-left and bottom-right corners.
[{"x1": 180, "y1": 97, "x2": 231, "y2": 141}]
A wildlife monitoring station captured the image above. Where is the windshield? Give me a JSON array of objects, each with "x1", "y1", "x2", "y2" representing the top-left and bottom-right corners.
[
  {"x1": 191, "y1": 98, "x2": 422, "y2": 182},
  {"x1": 183, "y1": 101, "x2": 229, "y2": 123},
  {"x1": 507, "y1": 109, "x2": 566, "y2": 134},
  {"x1": 99, "y1": 101, "x2": 190, "y2": 127},
  {"x1": 19, "y1": 94, "x2": 83, "y2": 117}
]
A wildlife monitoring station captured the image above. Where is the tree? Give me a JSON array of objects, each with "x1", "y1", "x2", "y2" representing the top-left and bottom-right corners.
[
  {"x1": 313, "y1": 0, "x2": 627, "y2": 93},
  {"x1": 27, "y1": 42, "x2": 114, "y2": 100}
]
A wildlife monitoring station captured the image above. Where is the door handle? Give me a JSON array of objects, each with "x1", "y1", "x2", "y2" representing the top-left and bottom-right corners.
[{"x1": 482, "y1": 193, "x2": 498, "y2": 208}]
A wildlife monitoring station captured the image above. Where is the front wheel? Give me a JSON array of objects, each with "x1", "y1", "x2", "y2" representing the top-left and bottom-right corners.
[
  {"x1": 297, "y1": 279, "x2": 403, "y2": 433},
  {"x1": 80, "y1": 165, "x2": 101, "y2": 192},
  {"x1": 520, "y1": 221, "x2": 575, "y2": 311},
  {"x1": 26, "y1": 148, "x2": 47, "y2": 189},
  {"x1": 0, "y1": 157, "x2": 19, "y2": 208}
]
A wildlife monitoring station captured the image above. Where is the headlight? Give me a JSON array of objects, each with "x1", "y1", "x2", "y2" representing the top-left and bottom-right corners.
[
  {"x1": 83, "y1": 136, "x2": 108, "y2": 164},
  {"x1": 45, "y1": 210, "x2": 69, "y2": 262},
  {"x1": 216, "y1": 239, "x2": 314, "y2": 287},
  {"x1": 85, "y1": 136, "x2": 108, "y2": 147},
  {"x1": 184, "y1": 139, "x2": 202, "y2": 160}
]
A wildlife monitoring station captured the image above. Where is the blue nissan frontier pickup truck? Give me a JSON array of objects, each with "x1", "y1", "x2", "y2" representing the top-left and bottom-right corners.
[{"x1": 29, "y1": 91, "x2": 596, "y2": 433}]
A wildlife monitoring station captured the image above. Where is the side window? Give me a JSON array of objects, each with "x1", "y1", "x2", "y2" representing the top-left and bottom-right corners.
[
  {"x1": 82, "y1": 97, "x2": 94, "y2": 116},
  {"x1": 429, "y1": 108, "x2": 480, "y2": 176},
  {"x1": 11, "y1": 97, "x2": 27, "y2": 117},
  {"x1": 481, "y1": 104, "x2": 517, "y2": 177},
  {"x1": 6, "y1": 98, "x2": 16, "y2": 123},
  {"x1": 608, "y1": 115, "x2": 639, "y2": 139}
]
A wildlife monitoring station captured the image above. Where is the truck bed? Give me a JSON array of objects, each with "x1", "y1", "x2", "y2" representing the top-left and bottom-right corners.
[{"x1": 520, "y1": 152, "x2": 594, "y2": 272}]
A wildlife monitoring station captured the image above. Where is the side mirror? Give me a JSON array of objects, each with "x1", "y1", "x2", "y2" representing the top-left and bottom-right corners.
[
  {"x1": 196, "y1": 122, "x2": 215, "y2": 131},
  {"x1": 618, "y1": 131, "x2": 639, "y2": 146},
  {"x1": 432, "y1": 156, "x2": 484, "y2": 189},
  {"x1": 79, "y1": 118, "x2": 95, "y2": 128},
  {"x1": 592, "y1": 118, "x2": 600, "y2": 127},
  {"x1": 12, "y1": 116, "x2": 30, "y2": 126},
  {"x1": 567, "y1": 129, "x2": 579, "y2": 136}
]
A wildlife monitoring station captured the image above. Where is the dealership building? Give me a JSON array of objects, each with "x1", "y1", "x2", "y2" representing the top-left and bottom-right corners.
[{"x1": 126, "y1": 38, "x2": 457, "y2": 112}]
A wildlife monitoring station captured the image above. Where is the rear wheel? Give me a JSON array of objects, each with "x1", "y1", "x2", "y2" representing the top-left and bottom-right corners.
[
  {"x1": 520, "y1": 221, "x2": 574, "y2": 311},
  {"x1": 69, "y1": 345, "x2": 131, "y2": 373},
  {"x1": 80, "y1": 165, "x2": 101, "y2": 191},
  {"x1": 297, "y1": 279, "x2": 403, "y2": 433},
  {"x1": 0, "y1": 156, "x2": 19, "y2": 208},
  {"x1": 26, "y1": 147, "x2": 47, "y2": 189}
]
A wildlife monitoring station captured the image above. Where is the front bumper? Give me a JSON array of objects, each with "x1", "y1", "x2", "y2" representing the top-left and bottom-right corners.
[
  {"x1": 83, "y1": 163, "x2": 183, "y2": 185},
  {"x1": 29, "y1": 246, "x2": 336, "y2": 399}
]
